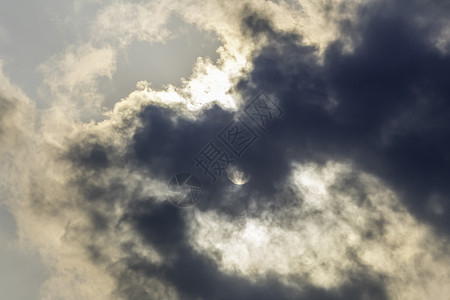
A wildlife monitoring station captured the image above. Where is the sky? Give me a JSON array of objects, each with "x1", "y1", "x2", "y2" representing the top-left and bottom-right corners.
[{"x1": 1, "y1": 0, "x2": 450, "y2": 299}]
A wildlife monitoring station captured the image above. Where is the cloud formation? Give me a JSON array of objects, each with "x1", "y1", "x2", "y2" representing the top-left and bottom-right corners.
[{"x1": 1, "y1": 0, "x2": 450, "y2": 299}]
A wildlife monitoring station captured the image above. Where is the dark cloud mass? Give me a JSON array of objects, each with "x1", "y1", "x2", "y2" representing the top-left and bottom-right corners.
[{"x1": 243, "y1": 1, "x2": 450, "y2": 234}]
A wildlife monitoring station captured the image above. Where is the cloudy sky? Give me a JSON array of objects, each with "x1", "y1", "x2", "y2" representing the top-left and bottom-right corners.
[{"x1": 1, "y1": 0, "x2": 450, "y2": 299}]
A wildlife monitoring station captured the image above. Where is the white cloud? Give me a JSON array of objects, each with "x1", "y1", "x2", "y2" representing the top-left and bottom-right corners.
[
  {"x1": 188, "y1": 161, "x2": 450, "y2": 299},
  {"x1": 92, "y1": 1, "x2": 175, "y2": 47},
  {"x1": 38, "y1": 44, "x2": 116, "y2": 119}
]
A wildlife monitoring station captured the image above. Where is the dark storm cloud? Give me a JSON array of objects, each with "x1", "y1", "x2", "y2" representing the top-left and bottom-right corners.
[
  {"x1": 239, "y1": 0, "x2": 450, "y2": 234},
  {"x1": 64, "y1": 102, "x2": 389, "y2": 299},
  {"x1": 130, "y1": 102, "x2": 296, "y2": 216},
  {"x1": 132, "y1": 105, "x2": 233, "y2": 180},
  {"x1": 67, "y1": 141, "x2": 110, "y2": 170},
  {"x1": 61, "y1": 0, "x2": 450, "y2": 299}
]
